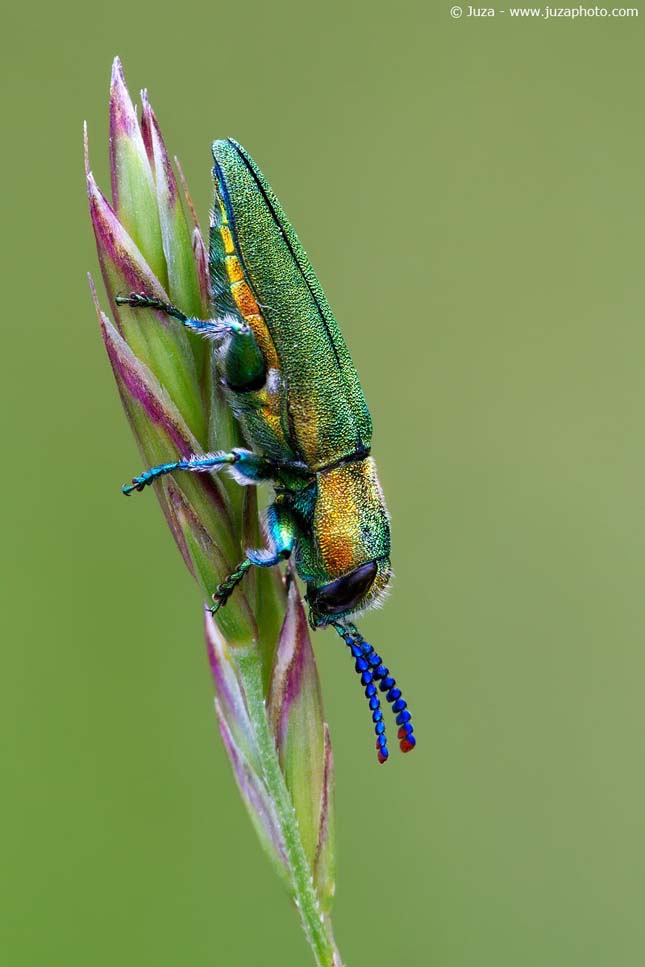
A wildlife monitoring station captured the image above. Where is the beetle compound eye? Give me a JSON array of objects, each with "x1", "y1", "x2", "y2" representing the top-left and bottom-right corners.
[{"x1": 310, "y1": 561, "x2": 378, "y2": 616}]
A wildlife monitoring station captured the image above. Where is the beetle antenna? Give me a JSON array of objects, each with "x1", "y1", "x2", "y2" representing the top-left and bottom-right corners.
[
  {"x1": 332, "y1": 622, "x2": 416, "y2": 761},
  {"x1": 331, "y1": 622, "x2": 390, "y2": 763}
]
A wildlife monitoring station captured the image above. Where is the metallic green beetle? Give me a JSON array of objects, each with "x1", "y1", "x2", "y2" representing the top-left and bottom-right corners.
[{"x1": 117, "y1": 140, "x2": 415, "y2": 761}]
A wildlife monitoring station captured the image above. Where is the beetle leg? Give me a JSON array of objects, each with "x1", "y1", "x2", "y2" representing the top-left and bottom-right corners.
[
  {"x1": 122, "y1": 448, "x2": 274, "y2": 495},
  {"x1": 116, "y1": 291, "x2": 266, "y2": 390},
  {"x1": 246, "y1": 502, "x2": 296, "y2": 566},
  {"x1": 115, "y1": 291, "x2": 248, "y2": 340},
  {"x1": 210, "y1": 503, "x2": 297, "y2": 612},
  {"x1": 210, "y1": 559, "x2": 254, "y2": 612}
]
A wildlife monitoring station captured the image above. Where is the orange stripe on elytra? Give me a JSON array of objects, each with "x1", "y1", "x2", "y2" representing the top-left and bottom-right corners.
[
  {"x1": 216, "y1": 209, "x2": 288, "y2": 450},
  {"x1": 225, "y1": 254, "x2": 245, "y2": 284},
  {"x1": 231, "y1": 278, "x2": 261, "y2": 319},
  {"x1": 220, "y1": 224, "x2": 235, "y2": 255}
]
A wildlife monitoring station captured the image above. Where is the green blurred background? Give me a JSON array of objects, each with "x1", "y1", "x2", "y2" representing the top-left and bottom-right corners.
[{"x1": 3, "y1": 2, "x2": 645, "y2": 964}]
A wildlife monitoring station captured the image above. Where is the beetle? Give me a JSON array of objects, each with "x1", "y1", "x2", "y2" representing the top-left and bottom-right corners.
[{"x1": 116, "y1": 139, "x2": 414, "y2": 762}]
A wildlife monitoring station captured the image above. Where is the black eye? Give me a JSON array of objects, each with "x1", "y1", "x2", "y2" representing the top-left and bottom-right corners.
[{"x1": 309, "y1": 561, "x2": 378, "y2": 616}]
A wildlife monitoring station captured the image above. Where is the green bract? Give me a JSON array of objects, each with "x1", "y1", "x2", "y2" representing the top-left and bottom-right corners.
[{"x1": 86, "y1": 57, "x2": 341, "y2": 967}]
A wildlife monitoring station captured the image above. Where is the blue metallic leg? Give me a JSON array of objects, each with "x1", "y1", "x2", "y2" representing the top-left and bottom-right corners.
[
  {"x1": 210, "y1": 559, "x2": 254, "y2": 613},
  {"x1": 211, "y1": 503, "x2": 297, "y2": 612},
  {"x1": 245, "y1": 502, "x2": 296, "y2": 566},
  {"x1": 122, "y1": 448, "x2": 273, "y2": 495},
  {"x1": 115, "y1": 292, "x2": 249, "y2": 340}
]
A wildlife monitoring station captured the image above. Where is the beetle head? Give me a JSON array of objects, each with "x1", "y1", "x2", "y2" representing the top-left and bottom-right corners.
[
  {"x1": 306, "y1": 557, "x2": 392, "y2": 625},
  {"x1": 299, "y1": 458, "x2": 392, "y2": 625}
]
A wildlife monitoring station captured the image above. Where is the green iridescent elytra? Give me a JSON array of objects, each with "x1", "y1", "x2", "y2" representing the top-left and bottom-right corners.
[
  {"x1": 118, "y1": 139, "x2": 391, "y2": 626},
  {"x1": 210, "y1": 139, "x2": 372, "y2": 470}
]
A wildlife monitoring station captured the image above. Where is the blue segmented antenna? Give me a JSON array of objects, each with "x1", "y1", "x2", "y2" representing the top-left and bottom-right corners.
[{"x1": 332, "y1": 623, "x2": 416, "y2": 764}]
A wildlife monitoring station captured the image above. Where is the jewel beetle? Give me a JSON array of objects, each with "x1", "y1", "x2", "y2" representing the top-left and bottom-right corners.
[{"x1": 117, "y1": 139, "x2": 415, "y2": 762}]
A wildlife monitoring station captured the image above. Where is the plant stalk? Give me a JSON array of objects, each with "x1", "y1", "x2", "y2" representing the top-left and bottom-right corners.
[{"x1": 236, "y1": 648, "x2": 343, "y2": 967}]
